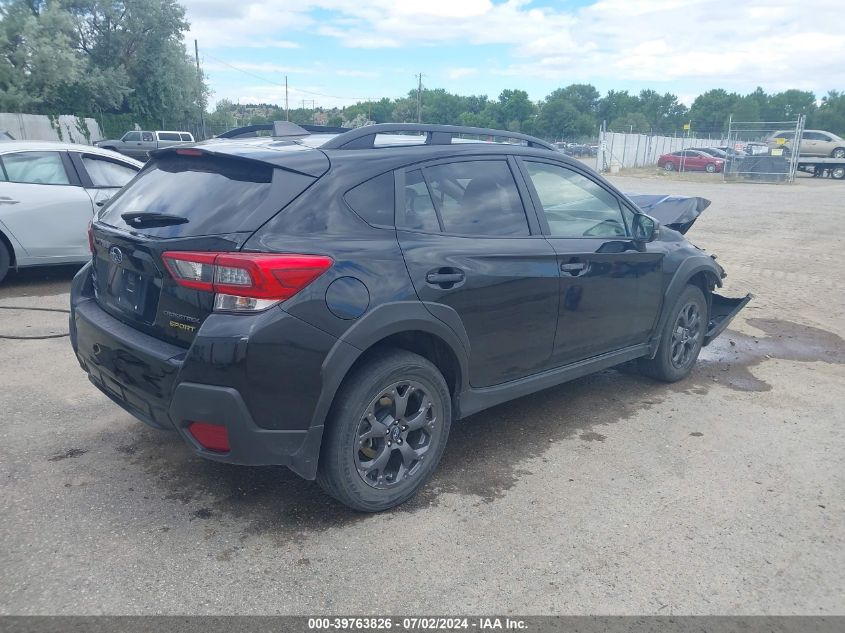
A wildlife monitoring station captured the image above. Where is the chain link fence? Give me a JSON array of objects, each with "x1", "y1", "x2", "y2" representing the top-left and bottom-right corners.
[{"x1": 722, "y1": 116, "x2": 805, "y2": 183}]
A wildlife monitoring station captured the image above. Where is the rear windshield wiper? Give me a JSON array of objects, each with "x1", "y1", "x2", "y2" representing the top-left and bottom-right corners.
[{"x1": 121, "y1": 212, "x2": 189, "y2": 228}]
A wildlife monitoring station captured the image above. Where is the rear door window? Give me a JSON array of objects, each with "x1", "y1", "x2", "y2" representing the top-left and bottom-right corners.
[
  {"x1": 401, "y1": 169, "x2": 440, "y2": 232},
  {"x1": 81, "y1": 155, "x2": 138, "y2": 187},
  {"x1": 0, "y1": 151, "x2": 70, "y2": 185},
  {"x1": 98, "y1": 153, "x2": 315, "y2": 237},
  {"x1": 423, "y1": 160, "x2": 529, "y2": 236}
]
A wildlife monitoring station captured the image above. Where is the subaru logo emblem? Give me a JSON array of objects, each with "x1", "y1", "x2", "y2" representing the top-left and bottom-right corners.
[{"x1": 109, "y1": 246, "x2": 123, "y2": 264}]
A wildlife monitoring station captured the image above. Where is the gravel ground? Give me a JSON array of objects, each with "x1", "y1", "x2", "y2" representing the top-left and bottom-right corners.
[{"x1": 0, "y1": 174, "x2": 843, "y2": 615}]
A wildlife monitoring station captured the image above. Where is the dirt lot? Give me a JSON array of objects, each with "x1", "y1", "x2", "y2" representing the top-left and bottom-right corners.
[{"x1": 1, "y1": 175, "x2": 843, "y2": 615}]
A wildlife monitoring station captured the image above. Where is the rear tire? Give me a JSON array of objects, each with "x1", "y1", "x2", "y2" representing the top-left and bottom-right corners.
[
  {"x1": 317, "y1": 349, "x2": 452, "y2": 512},
  {"x1": 638, "y1": 285, "x2": 707, "y2": 382},
  {"x1": 663, "y1": 162, "x2": 675, "y2": 171},
  {"x1": 831, "y1": 167, "x2": 845, "y2": 180},
  {"x1": 0, "y1": 240, "x2": 10, "y2": 284},
  {"x1": 705, "y1": 163, "x2": 716, "y2": 173},
  {"x1": 831, "y1": 148, "x2": 845, "y2": 159}
]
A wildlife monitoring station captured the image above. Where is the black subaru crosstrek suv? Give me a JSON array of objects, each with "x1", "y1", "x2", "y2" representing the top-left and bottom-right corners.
[{"x1": 70, "y1": 123, "x2": 750, "y2": 511}]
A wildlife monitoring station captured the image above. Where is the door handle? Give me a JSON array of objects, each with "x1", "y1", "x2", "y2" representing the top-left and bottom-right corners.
[
  {"x1": 560, "y1": 262, "x2": 587, "y2": 276},
  {"x1": 0, "y1": 197, "x2": 19, "y2": 205},
  {"x1": 426, "y1": 270, "x2": 465, "y2": 286}
]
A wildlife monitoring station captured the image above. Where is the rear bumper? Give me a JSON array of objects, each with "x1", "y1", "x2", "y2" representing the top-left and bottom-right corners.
[{"x1": 69, "y1": 262, "x2": 333, "y2": 479}]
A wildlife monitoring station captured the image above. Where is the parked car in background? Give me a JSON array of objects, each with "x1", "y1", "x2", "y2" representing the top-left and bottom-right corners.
[
  {"x1": 95, "y1": 130, "x2": 194, "y2": 161},
  {"x1": 0, "y1": 141, "x2": 142, "y2": 283},
  {"x1": 713, "y1": 146, "x2": 747, "y2": 158},
  {"x1": 70, "y1": 123, "x2": 749, "y2": 511},
  {"x1": 767, "y1": 129, "x2": 845, "y2": 158},
  {"x1": 743, "y1": 142, "x2": 770, "y2": 156},
  {"x1": 657, "y1": 149, "x2": 724, "y2": 173},
  {"x1": 698, "y1": 147, "x2": 728, "y2": 159}
]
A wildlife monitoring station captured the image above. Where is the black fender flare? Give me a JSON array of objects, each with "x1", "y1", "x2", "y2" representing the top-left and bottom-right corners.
[
  {"x1": 648, "y1": 256, "x2": 723, "y2": 357},
  {"x1": 307, "y1": 300, "x2": 471, "y2": 434}
]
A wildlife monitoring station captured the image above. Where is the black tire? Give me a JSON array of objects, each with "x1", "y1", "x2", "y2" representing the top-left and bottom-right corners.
[
  {"x1": 638, "y1": 285, "x2": 707, "y2": 382},
  {"x1": 0, "y1": 240, "x2": 10, "y2": 284},
  {"x1": 831, "y1": 147, "x2": 845, "y2": 159},
  {"x1": 831, "y1": 167, "x2": 845, "y2": 180},
  {"x1": 705, "y1": 163, "x2": 716, "y2": 173},
  {"x1": 317, "y1": 349, "x2": 452, "y2": 512},
  {"x1": 663, "y1": 162, "x2": 675, "y2": 171}
]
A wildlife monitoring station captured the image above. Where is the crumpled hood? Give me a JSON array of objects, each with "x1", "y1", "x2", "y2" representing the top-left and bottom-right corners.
[{"x1": 626, "y1": 194, "x2": 711, "y2": 234}]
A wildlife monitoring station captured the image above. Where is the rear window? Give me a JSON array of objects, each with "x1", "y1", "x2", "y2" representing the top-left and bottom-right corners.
[{"x1": 99, "y1": 153, "x2": 315, "y2": 237}]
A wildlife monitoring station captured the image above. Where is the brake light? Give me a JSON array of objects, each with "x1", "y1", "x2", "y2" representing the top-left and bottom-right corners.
[
  {"x1": 87, "y1": 221, "x2": 95, "y2": 254},
  {"x1": 161, "y1": 252, "x2": 333, "y2": 312},
  {"x1": 175, "y1": 148, "x2": 204, "y2": 156}
]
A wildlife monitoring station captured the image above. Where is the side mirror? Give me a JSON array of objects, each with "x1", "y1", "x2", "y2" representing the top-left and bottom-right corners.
[{"x1": 632, "y1": 214, "x2": 659, "y2": 242}]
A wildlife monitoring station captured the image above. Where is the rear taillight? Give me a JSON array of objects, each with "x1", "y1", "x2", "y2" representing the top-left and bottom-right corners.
[
  {"x1": 161, "y1": 252, "x2": 333, "y2": 312},
  {"x1": 87, "y1": 221, "x2": 95, "y2": 254}
]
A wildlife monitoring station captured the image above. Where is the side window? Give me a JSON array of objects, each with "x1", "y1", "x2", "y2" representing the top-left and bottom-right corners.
[
  {"x1": 523, "y1": 161, "x2": 627, "y2": 238},
  {"x1": 123, "y1": 132, "x2": 141, "y2": 142},
  {"x1": 344, "y1": 172, "x2": 395, "y2": 227},
  {"x1": 424, "y1": 160, "x2": 529, "y2": 236},
  {"x1": 179, "y1": 133, "x2": 193, "y2": 141},
  {"x1": 158, "y1": 132, "x2": 181, "y2": 141},
  {"x1": 141, "y1": 132, "x2": 154, "y2": 142},
  {"x1": 0, "y1": 152, "x2": 70, "y2": 185},
  {"x1": 81, "y1": 155, "x2": 139, "y2": 187},
  {"x1": 401, "y1": 169, "x2": 440, "y2": 232}
]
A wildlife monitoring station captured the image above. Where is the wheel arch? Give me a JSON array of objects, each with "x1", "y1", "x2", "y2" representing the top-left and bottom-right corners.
[
  {"x1": 307, "y1": 300, "x2": 470, "y2": 431},
  {"x1": 0, "y1": 228, "x2": 16, "y2": 267},
  {"x1": 648, "y1": 258, "x2": 722, "y2": 358}
]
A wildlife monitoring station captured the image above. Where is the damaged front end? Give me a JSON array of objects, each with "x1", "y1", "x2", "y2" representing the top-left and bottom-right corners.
[{"x1": 627, "y1": 193, "x2": 752, "y2": 346}]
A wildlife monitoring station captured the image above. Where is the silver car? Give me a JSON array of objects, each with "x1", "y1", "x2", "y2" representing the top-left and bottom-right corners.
[
  {"x1": 767, "y1": 129, "x2": 845, "y2": 157},
  {"x1": 0, "y1": 141, "x2": 142, "y2": 283}
]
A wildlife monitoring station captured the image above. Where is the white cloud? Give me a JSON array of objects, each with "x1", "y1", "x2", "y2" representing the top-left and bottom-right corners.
[
  {"x1": 184, "y1": 0, "x2": 844, "y2": 100},
  {"x1": 448, "y1": 68, "x2": 478, "y2": 80}
]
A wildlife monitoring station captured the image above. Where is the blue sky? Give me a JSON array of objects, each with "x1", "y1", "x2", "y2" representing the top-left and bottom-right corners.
[{"x1": 181, "y1": 0, "x2": 843, "y2": 109}]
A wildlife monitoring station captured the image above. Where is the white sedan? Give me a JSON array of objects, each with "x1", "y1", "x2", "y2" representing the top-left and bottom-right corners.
[{"x1": 0, "y1": 141, "x2": 143, "y2": 283}]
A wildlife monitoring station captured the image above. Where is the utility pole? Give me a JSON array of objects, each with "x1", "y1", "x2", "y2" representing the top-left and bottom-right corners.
[
  {"x1": 285, "y1": 76, "x2": 289, "y2": 121},
  {"x1": 416, "y1": 73, "x2": 423, "y2": 123},
  {"x1": 194, "y1": 40, "x2": 206, "y2": 139}
]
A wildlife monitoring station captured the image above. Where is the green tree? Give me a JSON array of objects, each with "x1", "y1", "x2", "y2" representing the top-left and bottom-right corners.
[
  {"x1": 812, "y1": 91, "x2": 845, "y2": 136},
  {"x1": 689, "y1": 89, "x2": 741, "y2": 133}
]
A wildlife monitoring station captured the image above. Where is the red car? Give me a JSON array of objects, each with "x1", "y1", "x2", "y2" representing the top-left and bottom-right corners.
[{"x1": 658, "y1": 149, "x2": 724, "y2": 173}]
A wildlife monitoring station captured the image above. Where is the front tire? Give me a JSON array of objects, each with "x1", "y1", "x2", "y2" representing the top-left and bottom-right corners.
[
  {"x1": 663, "y1": 162, "x2": 675, "y2": 171},
  {"x1": 317, "y1": 349, "x2": 452, "y2": 512},
  {"x1": 638, "y1": 285, "x2": 707, "y2": 382},
  {"x1": 831, "y1": 147, "x2": 845, "y2": 159},
  {"x1": 705, "y1": 163, "x2": 716, "y2": 173},
  {"x1": 0, "y1": 240, "x2": 10, "y2": 284}
]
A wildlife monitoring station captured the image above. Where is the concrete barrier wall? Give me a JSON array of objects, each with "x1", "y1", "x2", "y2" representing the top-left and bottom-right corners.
[
  {"x1": 0, "y1": 113, "x2": 103, "y2": 144},
  {"x1": 599, "y1": 132, "x2": 729, "y2": 170}
]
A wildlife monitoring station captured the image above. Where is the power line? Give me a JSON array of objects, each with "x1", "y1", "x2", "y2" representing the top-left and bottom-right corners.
[{"x1": 201, "y1": 52, "x2": 380, "y2": 102}]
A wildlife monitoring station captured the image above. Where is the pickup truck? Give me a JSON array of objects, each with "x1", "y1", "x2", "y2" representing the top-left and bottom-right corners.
[{"x1": 95, "y1": 130, "x2": 194, "y2": 161}]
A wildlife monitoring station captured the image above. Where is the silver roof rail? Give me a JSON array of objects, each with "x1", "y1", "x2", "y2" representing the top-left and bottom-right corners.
[{"x1": 318, "y1": 123, "x2": 557, "y2": 151}]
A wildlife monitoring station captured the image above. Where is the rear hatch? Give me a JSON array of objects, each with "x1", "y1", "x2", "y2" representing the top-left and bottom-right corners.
[{"x1": 92, "y1": 144, "x2": 329, "y2": 346}]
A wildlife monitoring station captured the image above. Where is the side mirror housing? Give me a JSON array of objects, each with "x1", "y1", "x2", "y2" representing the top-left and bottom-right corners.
[{"x1": 632, "y1": 214, "x2": 659, "y2": 242}]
